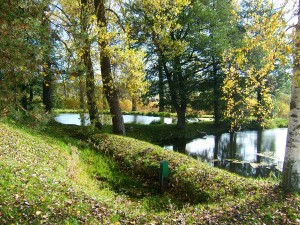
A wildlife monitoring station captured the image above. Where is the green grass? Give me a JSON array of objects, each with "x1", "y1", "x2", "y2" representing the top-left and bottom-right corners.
[
  {"x1": 0, "y1": 120, "x2": 185, "y2": 224},
  {"x1": 0, "y1": 118, "x2": 299, "y2": 224},
  {"x1": 0, "y1": 123, "x2": 103, "y2": 224}
]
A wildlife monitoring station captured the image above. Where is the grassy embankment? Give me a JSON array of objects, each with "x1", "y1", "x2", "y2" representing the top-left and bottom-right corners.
[{"x1": 0, "y1": 118, "x2": 298, "y2": 224}]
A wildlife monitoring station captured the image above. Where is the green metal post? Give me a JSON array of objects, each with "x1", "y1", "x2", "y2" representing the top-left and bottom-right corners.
[{"x1": 160, "y1": 160, "x2": 169, "y2": 193}]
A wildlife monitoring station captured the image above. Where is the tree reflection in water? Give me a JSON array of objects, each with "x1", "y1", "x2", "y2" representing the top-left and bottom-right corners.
[{"x1": 166, "y1": 128, "x2": 287, "y2": 178}]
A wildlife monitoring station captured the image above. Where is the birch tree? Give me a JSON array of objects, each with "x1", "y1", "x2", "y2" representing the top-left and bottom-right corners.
[{"x1": 282, "y1": 0, "x2": 300, "y2": 192}]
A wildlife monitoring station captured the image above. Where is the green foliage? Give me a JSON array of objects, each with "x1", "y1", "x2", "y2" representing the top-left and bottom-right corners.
[
  {"x1": 126, "y1": 0, "x2": 237, "y2": 128},
  {"x1": 273, "y1": 93, "x2": 291, "y2": 118},
  {"x1": 0, "y1": 0, "x2": 56, "y2": 113},
  {"x1": 222, "y1": 0, "x2": 291, "y2": 131},
  {"x1": 127, "y1": 122, "x2": 210, "y2": 144}
]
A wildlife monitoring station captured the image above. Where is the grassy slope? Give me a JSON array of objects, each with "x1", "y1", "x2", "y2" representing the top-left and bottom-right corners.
[
  {"x1": 0, "y1": 121, "x2": 299, "y2": 224},
  {"x1": 0, "y1": 122, "x2": 163, "y2": 224}
]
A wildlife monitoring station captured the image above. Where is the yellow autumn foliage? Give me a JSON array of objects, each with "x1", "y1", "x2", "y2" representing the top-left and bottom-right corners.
[{"x1": 222, "y1": 0, "x2": 291, "y2": 130}]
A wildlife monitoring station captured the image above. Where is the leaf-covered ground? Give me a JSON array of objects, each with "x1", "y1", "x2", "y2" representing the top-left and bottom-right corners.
[{"x1": 0, "y1": 121, "x2": 299, "y2": 224}]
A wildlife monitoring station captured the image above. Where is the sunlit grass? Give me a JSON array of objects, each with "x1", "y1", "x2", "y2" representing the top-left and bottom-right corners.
[{"x1": 0, "y1": 122, "x2": 141, "y2": 223}]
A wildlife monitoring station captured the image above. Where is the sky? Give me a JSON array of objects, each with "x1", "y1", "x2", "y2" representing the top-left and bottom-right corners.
[{"x1": 275, "y1": 0, "x2": 298, "y2": 25}]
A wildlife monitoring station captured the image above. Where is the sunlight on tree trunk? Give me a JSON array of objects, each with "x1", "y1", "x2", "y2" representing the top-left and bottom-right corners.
[
  {"x1": 282, "y1": 0, "x2": 300, "y2": 192},
  {"x1": 94, "y1": 0, "x2": 125, "y2": 135}
]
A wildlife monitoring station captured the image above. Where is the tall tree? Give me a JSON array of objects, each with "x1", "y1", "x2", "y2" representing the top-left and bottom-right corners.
[
  {"x1": 190, "y1": 0, "x2": 239, "y2": 128},
  {"x1": 222, "y1": 0, "x2": 290, "y2": 130},
  {"x1": 127, "y1": 0, "x2": 236, "y2": 129},
  {"x1": 81, "y1": 0, "x2": 100, "y2": 125},
  {"x1": 282, "y1": 0, "x2": 300, "y2": 192},
  {"x1": 94, "y1": 0, "x2": 125, "y2": 134},
  {"x1": 42, "y1": 7, "x2": 55, "y2": 113},
  {"x1": 51, "y1": 0, "x2": 103, "y2": 124},
  {"x1": 0, "y1": 0, "x2": 51, "y2": 114},
  {"x1": 157, "y1": 57, "x2": 166, "y2": 112}
]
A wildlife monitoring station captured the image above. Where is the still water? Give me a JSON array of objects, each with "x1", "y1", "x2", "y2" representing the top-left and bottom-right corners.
[
  {"x1": 55, "y1": 113, "x2": 173, "y2": 125},
  {"x1": 164, "y1": 128, "x2": 288, "y2": 178}
]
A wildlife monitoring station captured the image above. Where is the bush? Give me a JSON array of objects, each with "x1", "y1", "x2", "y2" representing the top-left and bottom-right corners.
[
  {"x1": 274, "y1": 93, "x2": 290, "y2": 118},
  {"x1": 62, "y1": 98, "x2": 80, "y2": 109},
  {"x1": 120, "y1": 99, "x2": 132, "y2": 112}
]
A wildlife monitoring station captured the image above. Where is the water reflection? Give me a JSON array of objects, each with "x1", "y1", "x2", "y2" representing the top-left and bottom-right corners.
[
  {"x1": 55, "y1": 113, "x2": 90, "y2": 126},
  {"x1": 55, "y1": 113, "x2": 173, "y2": 125},
  {"x1": 165, "y1": 128, "x2": 287, "y2": 178}
]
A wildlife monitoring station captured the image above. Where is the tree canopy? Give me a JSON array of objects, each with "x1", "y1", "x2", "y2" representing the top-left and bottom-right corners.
[{"x1": 0, "y1": 0, "x2": 294, "y2": 133}]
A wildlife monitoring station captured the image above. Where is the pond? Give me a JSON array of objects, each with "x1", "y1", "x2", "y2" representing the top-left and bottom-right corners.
[
  {"x1": 54, "y1": 113, "x2": 173, "y2": 125},
  {"x1": 164, "y1": 128, "x2": 288, "y2": 178}
]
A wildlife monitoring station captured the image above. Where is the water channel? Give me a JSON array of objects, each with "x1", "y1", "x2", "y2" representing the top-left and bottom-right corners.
[
  {"x1": 55, "y1": 113, "x2": 287, "y2": 178},
  {"x1": 54, "y1": 113, "x2": 173, "y2": 125},
  {"x1": 164, "y1": 128, "x2": 287, "y2": 178}
]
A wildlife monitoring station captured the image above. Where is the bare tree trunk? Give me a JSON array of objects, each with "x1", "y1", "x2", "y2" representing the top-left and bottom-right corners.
[
  {"x1": 158, "y1": 57, "x2": 165, "y2": 112},
  {"x1": 94, "y1": 0, "x2": 125, "y2": 135},
  {"x1": 282, "y1": 2, "x2": 300, "y2": 192},
  {"x1": 131, "y1": 97, "x2": 137, "y2": 111},
  {"x1": 42, "y1": 9, "x2": 54, "y2": 113},
  {"x1": 79, "y1": 75, "x2": 85, "y2": 110},
  {"x1": 43, "y1": 62, "x2": 53, "y2": 113},
  {"x1": 83, "y1": 48, "x2": 98, "y2": 123},
  {"x1": 161, "y1": 54, "x2": 187, "y2": 129},
  {"x1": 81, "y1": 0, "x2": 99, "y2": 125},
  {"x1": 212, "y1": 56, "x2": 220, "y2": 128}
]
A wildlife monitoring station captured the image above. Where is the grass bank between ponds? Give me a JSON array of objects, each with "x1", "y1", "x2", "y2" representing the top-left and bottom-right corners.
[
  {"x1": 124, "y1": 117, "x2": 288, "y2": 145},
  {"x1": 124, "y1": 122, "x2": 217, "y2": 144},
  {"x1": 89, "y1": 133, "x2": 300, "y2": 224},
  {"x1": 90, "y1": 133, "x2": 267, "y2": 203}
]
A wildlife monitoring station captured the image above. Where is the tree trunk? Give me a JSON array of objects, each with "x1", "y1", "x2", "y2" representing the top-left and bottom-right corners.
[
  {"x1": 42, "y1": 9, "x2": 53, "y2": 113},
  {"x1": 83, "y1": 49, "x2": 98, "y2": 123},
  {"x1": 79, "y1": 75, "x2": 85, "y2": 110},
  {"x1": 43, "y1": 62, "x2": 53, "y2": 113},
  {"x1": 174, "y1": 56, "x2": 187, "y2": 129},
  {"x1": 212, "y1": 56, "x2": 220, "y2": 128},
  {"x1": 282, "y1": 2, "x2": 300, "y2": 192},
  {"x1": 176, "y1": 106, "x2": 186, "y2": 130},
  {"x1": 131, "y1": 97, "x2": 137, "y2": 111},
  {"x1": 94, "y1": 0, "x2": 125, "y2": 135},
  {"x1": 256, "y1": 84, "x2": 264, "y2": 126},
  {"x1": 161, "y1": 54, "x2": 187, "y2": 129},
  {"x1": 29, "y1": 85, "x2": 33, "y2": 106},
  {"x1": 158, "y1": 57, "x2": 165, "y2": 112},
  {"x1": 81, "y1": 0, "x2": 99, "y2": 125},
  {"x1": 21, "y1": 84, "x2": 28, "y2": 110}
]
